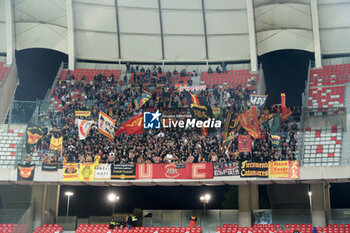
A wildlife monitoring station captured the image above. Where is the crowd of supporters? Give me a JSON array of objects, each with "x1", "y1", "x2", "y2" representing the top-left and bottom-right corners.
[{"x1": 30, "y1": 65, "x2": 299, "y2": 165}]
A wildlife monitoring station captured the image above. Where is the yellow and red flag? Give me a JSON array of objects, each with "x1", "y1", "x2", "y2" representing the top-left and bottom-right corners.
[
  {"x1": 281, "y1": 93, "x2": 292, "y2": 121},
  {"x1": 115, "y1": 114, "x2": 143, "y2": 136},
  {"x1": 238, "y1": 106, "x2": 261, "y2": 139}
]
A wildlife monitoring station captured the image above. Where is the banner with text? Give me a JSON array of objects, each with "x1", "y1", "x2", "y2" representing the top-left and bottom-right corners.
[
  {"x1": 62, "y1": 163, "x2": 79, "y2": 181},
  {"x1": 42, "y1": 163, "x2": 58, "y2": 171},
  {"x1": 111, "y1": 164, "x2": 136, "y2": 180},
  {"x1": 250, "y1": 95, "x2": 267, "y2": 110},
  {"x1": 269, "y1": 161, "x2": 300, "y2": 179},
  {"x1": 178, "y1": 85, "x2": 206, "y2": 92},
  {"x1": 75, "y1": 111, "x2": 91, "y2": 117},
  {"x1": 213, "y1": 162, "x2": 239, "y2": 177},
  {"x1": 239, "y1": 162, "x2": 269, "y2": 178},
  {"x1": 94, "y1": 164, "x2": 111, "y2": 180},
  {"x1": 136, "y1": 163, "x2": 213, "y2": 179}
]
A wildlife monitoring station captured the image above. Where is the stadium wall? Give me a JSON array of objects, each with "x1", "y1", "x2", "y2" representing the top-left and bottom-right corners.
[{"x1": 0, "y1": 63, "x2": 18, "y2": 123}]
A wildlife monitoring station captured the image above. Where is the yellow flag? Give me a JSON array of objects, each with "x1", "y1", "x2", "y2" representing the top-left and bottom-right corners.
[
  {"x1": 79, "y1": 163, "x2": 95, "y2": 181},
  {"x1": 50, "y1": 136, "x2": 62, "y2": 150},
  {"x1": 62, "y1": 163, "x2": 79, "y2": 181}
]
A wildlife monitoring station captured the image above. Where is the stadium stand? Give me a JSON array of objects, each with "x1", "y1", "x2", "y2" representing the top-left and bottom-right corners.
[
  {"x1": 201, "y1": 70, "x2": 258, "y2": 90},
  {"x1": 303, "y1": 125, "x2": 342, "y2": 166},
  {"x1": 33, "y1": 224, "x2": 63, "y2": 233},
  {"x1": 307, "y1": 64, "x2": 350, "y2": 113},
  {"x1": 216, "y1": 224, "x2": 350, "y2": 233},
  {"x1": 0, "y1": 223, "x2": 18, "y2": 233},
  {"x1": 76, "y1": 225, "x2": 201, "y2": 233},
  {"x1": 0, "y1": 127, "x2": 25, "y2": 168},
  {"x1": 22, "y1": 65, "x2": 300, "y2": 166}
]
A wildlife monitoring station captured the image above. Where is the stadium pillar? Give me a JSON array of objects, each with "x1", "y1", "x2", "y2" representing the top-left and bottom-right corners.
[
  {"x1": 250, "y1": 184, "x2": 259, "y2": 210},
  {"x1": 239, "y1": 184, "x2": 258, "y2": 227},
  {"x1": 31, "y1": 185, "x2": 46, "y2": 227},
  {"x1": 66, "y1": 0, "x2": 76, "y2": 70},
  {"x1": 246, "y1": 0, "x2": 258, "y2": 72},
  {"x1": 310, "y1": 184, "x2": 327, "y2": 227},
  {"x1": 31, "y1": 185, "x2": 60, "y2": 227},
  {"x1": 310, "y1": 0, "x2": 322, "y2": 68},
  {"x1": 5, "y1": 0, "x2": 15, "y2": 65}
]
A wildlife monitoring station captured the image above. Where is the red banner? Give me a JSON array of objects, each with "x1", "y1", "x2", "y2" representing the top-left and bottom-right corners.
[
  {"x1": 115, "y1": 114, "x2": 143, "y2": 136},
  {"x1": 238, "y1": 106, "x2": 261, "y2": 139},
  {"x1": 238, "y1": 135, "x2": 252, "y2": 152},
  {"x1": 136, "y1": 163, "x2": 213, "y2": 179},
  {"x1": 281, "y1": 93, "x2": 292, "y2": 121},
  {"x1": 288, "y1": 160, "x2": 300, "y2": 179}
]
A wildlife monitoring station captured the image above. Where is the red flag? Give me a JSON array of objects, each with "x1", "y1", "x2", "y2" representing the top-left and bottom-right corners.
[
  {"x1": 115, "y1": 114, "x2": 143, "y2": 136},
  {"x1": 238, "y1": 135, "x2": 252, "y2": 152},
  {"x1": 281, "y1": 93, "x2": 292, "y2": 121},
  {"x1": 238, "y1": 106, "x2": 261, "y2": 139}
]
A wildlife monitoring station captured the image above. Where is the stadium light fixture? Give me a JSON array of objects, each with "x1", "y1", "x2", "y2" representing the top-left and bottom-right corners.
[
  {"x1": 200, "y1": 193, "x2": 211, "y2": 228},
  {"x1": 108, "y1": 193, "x2": 120, "y2": 215},
  {"x1": 64, "y1": 191, "x2": 74, "y2": 216},
  {"x1": 65, "y1": 191, "x2": 74, "y2": 197},
  {"x1": 200, "y1": 193, "x2": 211, "y2": 204}
]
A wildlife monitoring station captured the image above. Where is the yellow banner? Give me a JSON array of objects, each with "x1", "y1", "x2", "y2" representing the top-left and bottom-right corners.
[
  {"x1": 49, "y1": 136, "x2": 62, "y2": 150},
  {"x1": 268, "y1": 161, "x2": 290, "y2": 178},
  {"x1": 62, "y1": 163, "x2": 79, "y2": 181},
  {"x1": 79, "y1": 163, "x2": 95, "y2": 182},
  {"x1": 75, "y1": 111, "x2": 91, "y2": 117}
]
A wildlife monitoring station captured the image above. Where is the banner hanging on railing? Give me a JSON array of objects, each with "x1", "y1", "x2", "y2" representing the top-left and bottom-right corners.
[
  {"x1": 111, "y1": 164, "x2": 136, "y2": 180},
  {"x1": 79, "y1": 163, "x2": 95, "y2": 181},
  {"x1": 41, "y1": 163, "x2": 58, "y2": 171},
  {"x1": 62, "y1": 163, "x2": 79, "y2": 181},
  {"x1": 239, "y1": 162, "x2": 269, "y2": 178},
  {"x1": 94, "y1": 164, "x2": 111, "y2": 180},
  {"x1": 268, "y1": 161, "x2": 300, "y2": 179},
  {"x1": 213, "y1": 162, "x2": 239, "y2": 177},
  {"x1": 17, "y1": 164, "x2": 35, "y2": 181},
  {"x1": 136, "y1": 163, "x2": 213, "y2": 179}
]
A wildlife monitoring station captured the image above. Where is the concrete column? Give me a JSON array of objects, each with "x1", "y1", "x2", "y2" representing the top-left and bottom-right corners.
[
  {"x1": 31, "y1": 185, "x2": 60, "y2": 226},
  {"x1": 45, "y1": 185, "x2": 59, "y2": 223},
  {"x1": 246, "y1": 0, "x2": 258, "y2": 72},
  {"x1": 31, "y1": 185, "x2": 45, "y2": 228},
  {"x1": 239, "y1": 185, "x2": 252, "y2": 227},
  {"x1": 5, "y1": 0, "x2": 15, "y2": 65},
  {"x1": 310, "y1": 184, "x2": 327, "y2": 227},
  {"x1": 310, "y1": 0, "x2": 322, "y2": 68},
  {"x1": 250, "y1": 184, "x2": 259, "y2": 210},
  {"x1": 66, "y1": 0, "x2": 76, "y2": 70}
]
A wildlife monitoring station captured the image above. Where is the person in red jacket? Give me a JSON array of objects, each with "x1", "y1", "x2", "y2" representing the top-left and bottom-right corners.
[{"x1": 189, "y1": 215, "x2": 197, "y2": 227}]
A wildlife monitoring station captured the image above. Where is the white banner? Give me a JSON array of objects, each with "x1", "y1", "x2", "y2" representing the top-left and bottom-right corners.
[
  {"x1": 98, "y1": 111, "x2": 115, "y2": 140},
  {"x1": 94, "y1": 164, "x2": 111, "y2": 180},
  {"x1": 179, "y1": 85, "x2": 206, "y2": 92},
  {"x1": 76, "y1": 119, "x2": 94, "y2": 140},
  {"x1": 250, "y1": 95, "x2": 267, "y2": 109}
]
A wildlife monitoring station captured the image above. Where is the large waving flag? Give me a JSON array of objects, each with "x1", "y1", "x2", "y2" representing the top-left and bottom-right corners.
[
  {"x1": 76, "y1": 119, "x2": 94, "y2": 140},
  {"x1": 238, "y1": 106, "x2": 261, "y2": 139},
  {"x1": 135, "y1": 91, "x2": 151, "y2": 109},
  {"x1": 98, "y1": 111, "x2": 115, "y2": 140},
  {"x1": 184, "y1": 91, "x2": 212, "y2": 135},
  {"x1": 281, "y1": 93, "x2": 292, "y2": 121},
  {"x1": 115, "y1": 113, "x2": 143, "y2": 136},
  {"x1": 223, "y1": 112, "x2": 241, "y2": 140}
]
